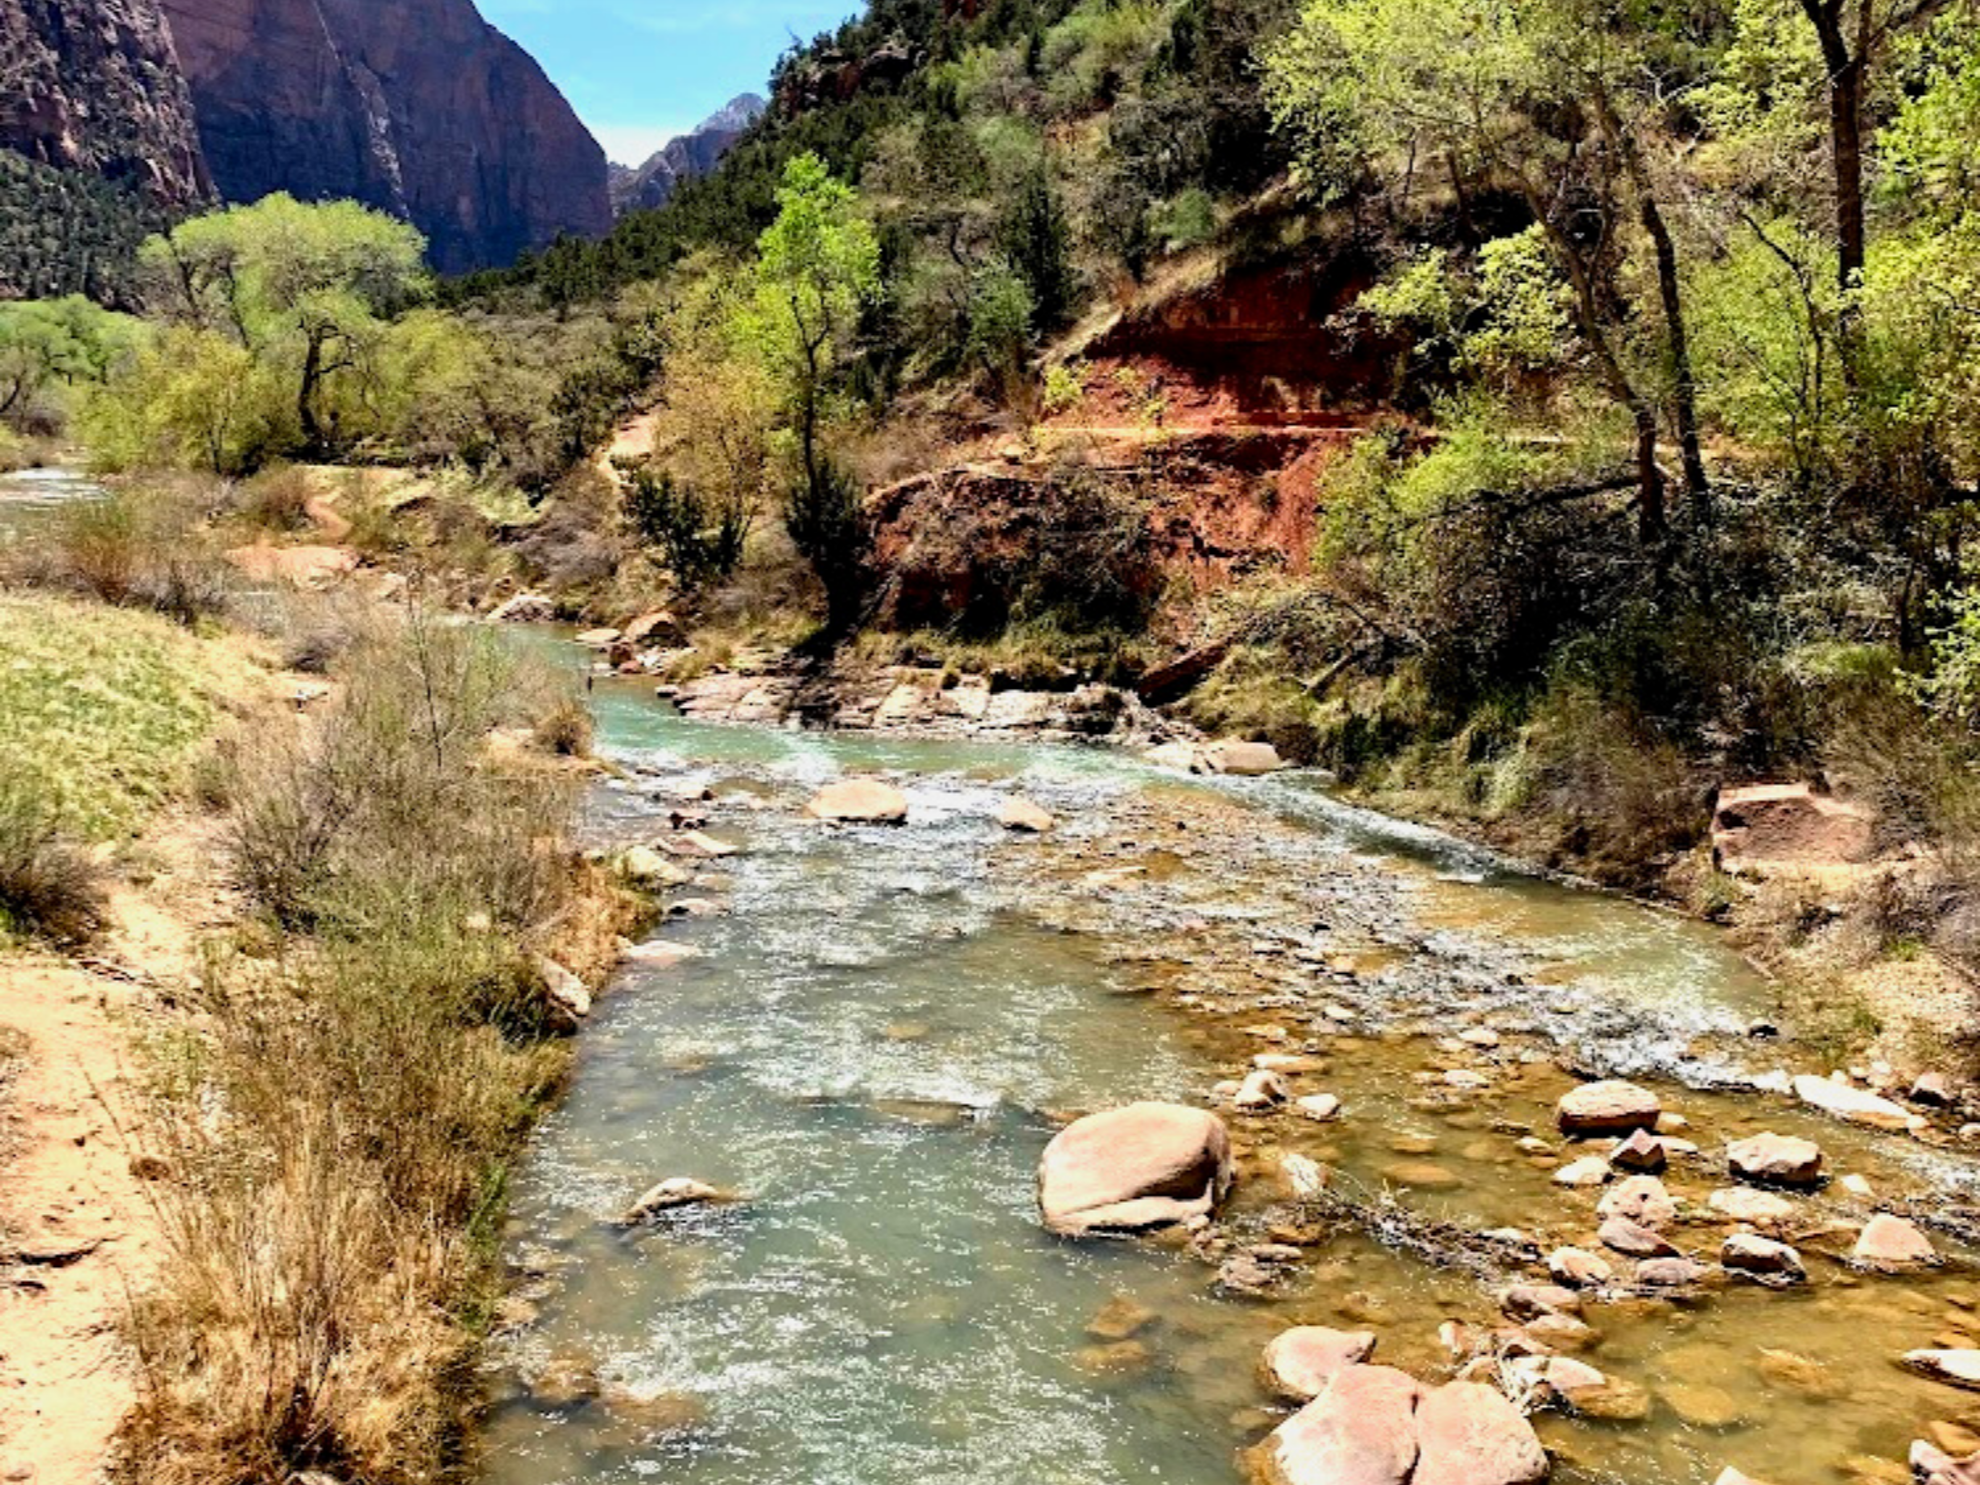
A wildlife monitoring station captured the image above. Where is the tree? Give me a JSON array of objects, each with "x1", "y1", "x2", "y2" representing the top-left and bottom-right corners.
[
  {"x1": 1264, "y1": 0, "x2": 1713, "y2": 540},
  {"x1": 0, "y1": 296, "x2": 139, "y2": 428},
  {"x1": 140, "y1": 194, "x2": 428, "y2": 455},
  {"x1": 744, "y1": 154, "x2": 882, "y2": 630}
]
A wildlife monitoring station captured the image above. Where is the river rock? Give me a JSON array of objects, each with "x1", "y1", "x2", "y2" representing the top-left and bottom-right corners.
[
  {"x1": 1203, "y1": 740, "x2": 1288, "y2": 777},
  {"x1": 1906, "y1": 1351, "x2": 1980, "y2": 1391},
  {"x1": 1558, "y1": 1080, "x2": 1661, "y2": 1137},
  {"x1": 1555, "y1": 1156, "x2": 1613, "y2": 1188},
  {"x1": 490, "y1": 590, "x2": 555, "y2": 623},
  {"x1": 1852, "y1": 1213, "x2": 1937, "y2": 1271},
  {"x1": 1722, "y1": 1233, "x2": 1805, "y2": 1283},
  {"x1": 806, "y1": 779, "x2": 911, "y2": 824},
  {"x1": 1413, "y1": 1380, "x2": 1550, "y2": 1485},
  {"x1": 1502, "y1": 1284, "x2": 1582, "y2": 1321},
  {"x1": 1086, "y1": 1295, "x2": 1159, "y2": 1341},
  {"x1": 1638, "y1": 1256, "x2": 1709, "y2": 1288},
  {"x1": 1793, "y1": 1074, "x2": 1912, "y2": 1132},
  {"x1": 1714, "y1": 1470, "x2": 1776, "y2": 1485},
  {"x1": 1280, "y1": 1153, "x2": 1329, "y2": 1200},
  {"x1": 535, "y1": 956, "x2": 590, "y2": 1028},
  {"x1": 1549, "y1": 1246, "x2": 1614, "y2": 1288},
  {"x1": 1260, "y1": 1326, "x2": 1379, "y2": 1401},
  {"x1": 622, "y1": 938, "x2": 701, "y2": 968},
  {"x1": 1599, "y1": 1216, "x2": 1679, "y2": 1259},
  {"x1": 1708, "y1": 1187, "x2": 1795, "y2": 1227},
  {"x1": 1038, "y1": 1102, "x2": 1233, "y2": 1237},
  {"x1": 1914, "y1": 1072, "x2": 1956, "y2": 1107},
  {"x1": 1611, "y1": 1129, "x2": 1669, "y2": 1173},
  {"x1": 999, "y1": 796, "x2": 1057, "y2": 833},
  {"x1": 618, "y1": 1178, "x2": 730, "y2": 1223},
  {"x1": 1599, "y1": 1175, "x2": 1678, "y2": 1230},
  {"x1": 1142, "y1": 742, "x2": 1202, "y2": 772},
  {"x1": 1509, "y1": 1354, "x2": 1608, "y2": 1406},
  {"x1": 1914, "y1": 1441, "x2": 1980, "y2": 1484},
  {"x1": 1296, "y1": 1093, "x2": 1343, "y2": 1122},
  {"x1": 615, "y1": 845, "x2": 692, "y2": 890},
  {"x1": 1236, "y1": 1069, "x2": 1290, "y2": 1112},
  {"x1": 1252, "y1": 1365, "x2": 1422, "y2": 1485},
  {"x1": 1728, "y1": 1132, "x2": 1823, "y2": 1188},
  {"x1": 622, "y1": 609, "x2": 683, "y2": 646}
]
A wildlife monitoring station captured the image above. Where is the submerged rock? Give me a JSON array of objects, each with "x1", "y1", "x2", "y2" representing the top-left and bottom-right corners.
[
  {"x1": 1038, "y1": 1102, "x2": 1233, "y2": 1237},
  {"x1": 1554, "y1": 1155, "x2": 1613, "y2": 1188},
  {"x1": 1557, "y1": 1080, "x2": 1662, "y2": 1138},
  {"x1": 1598, "y1": 1216, "x2": 1679, "y2": 1259},
  {"x1": 1086, "y1": 1294, "x2": 1159, "y2": 1342},
  {"x1": 806, "y1": 779, "x2": 911, "y2": 824},
  {"x1": 1260, "y1": 1326, "x2": 1378, "y2": 1402},
  {"x1": 1852, "y1": 1213, "x2": 1937, "y2": 1272},
  {"x1": 1236, "y1": 1069, "x2": 1290, "y2": 1112},
  {"x1": 1707, "y1": 1186, "x2": 1796, "y2": 1228}
]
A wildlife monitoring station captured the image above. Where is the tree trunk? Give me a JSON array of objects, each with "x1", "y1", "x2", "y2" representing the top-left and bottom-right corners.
[
  {"x1": 1801, "y1": 0, "x2": 1867, "y2": 377},
  {"x1": 299, "y1": 330, "x2": 326, "y2": 453}
]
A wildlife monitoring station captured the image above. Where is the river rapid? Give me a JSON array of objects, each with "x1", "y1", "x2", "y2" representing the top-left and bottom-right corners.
[{"x1": 480, "y1": 646, "x2": 1980, "y2": 1485}]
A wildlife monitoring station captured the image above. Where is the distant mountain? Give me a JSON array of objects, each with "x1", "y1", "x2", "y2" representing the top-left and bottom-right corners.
[
  {"x1": 611, "y1": 94, "x2": 766, "y2": 217},
  {"x1": 0, "y1": 0, "x2": 613, "y2": 291}
]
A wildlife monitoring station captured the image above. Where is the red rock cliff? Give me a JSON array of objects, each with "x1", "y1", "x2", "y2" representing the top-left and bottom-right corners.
[
  {"x1": 158, "y1": 0, "x2": 611, "y2": 272},
  {"x1": 0, "y1": 0, "x2": 210, "y2": 204}
]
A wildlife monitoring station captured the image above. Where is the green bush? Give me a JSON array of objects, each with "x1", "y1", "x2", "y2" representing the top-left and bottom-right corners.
[{"x1": 0, "y1": 773, "x2": 106, "y2": 946}]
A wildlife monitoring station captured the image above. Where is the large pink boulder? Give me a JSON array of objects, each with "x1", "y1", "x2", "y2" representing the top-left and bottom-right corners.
[
  {"x1": 1038, "y1": 1102, "x2": 1232, "y2": 1237},
  {"x1": 1413, "y1": 1381, "x2": 1551, "y2": 1485},
  {"x1": 1712, "y1": 783, "x2": 1873, "y2": 873},
  {"x1": 1253, "y1": 1366, "x2": 1422, "y2": 1485},
  {"x1": 1260, "y1": 1326, "x2": 1378, "y2": 1401}
]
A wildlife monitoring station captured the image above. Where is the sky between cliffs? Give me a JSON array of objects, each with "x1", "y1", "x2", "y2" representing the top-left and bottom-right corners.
[{"x1": 481, "y1": 0, "x2": 856, "y2": 166}]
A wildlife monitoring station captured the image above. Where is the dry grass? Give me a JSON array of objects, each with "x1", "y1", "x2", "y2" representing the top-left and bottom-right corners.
[
  {"x1": 0, "y1": 773, "x2": 107, "y2": 946},
  {"x1": 119, "y1": 609, "x2": 638, "y2": 1485}
]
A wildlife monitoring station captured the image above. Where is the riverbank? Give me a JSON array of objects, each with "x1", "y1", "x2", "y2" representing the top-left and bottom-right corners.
[{"x1": 0, "y1": 549, "x2": 644, "y2": 1485}]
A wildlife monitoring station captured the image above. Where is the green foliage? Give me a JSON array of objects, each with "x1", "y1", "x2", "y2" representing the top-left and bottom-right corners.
[
  {"x1": 0, "y1": 296, "x2": 141, "y2": 432},
  {"x1": 619, "y1": 459, "x2": 752, "y2": 591},
  {"x1": 786, "y1": 457, "x2": 874, "y2": 633}
]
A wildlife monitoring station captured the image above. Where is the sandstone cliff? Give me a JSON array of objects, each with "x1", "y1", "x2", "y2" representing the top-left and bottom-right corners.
[
  {"x1": 158, "y1": 0, "x2": 611, "y2": 272},
  {"x1": 0, "y1": 0, "x2": 209, "y2": 205}
]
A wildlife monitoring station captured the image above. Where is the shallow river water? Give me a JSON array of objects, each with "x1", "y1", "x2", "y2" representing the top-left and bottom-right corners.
[{"x1": 485, "y1": 653, "x2": 1980, "y2": 1485}]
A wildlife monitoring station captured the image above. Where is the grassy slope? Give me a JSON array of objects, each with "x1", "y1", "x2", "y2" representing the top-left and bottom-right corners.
[{"x1": 0, "y1": 593, "x2": 221, "y2": 839}]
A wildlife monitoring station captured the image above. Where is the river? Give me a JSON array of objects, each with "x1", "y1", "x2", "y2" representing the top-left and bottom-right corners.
[{"x1": 482, "y1": 651, "x2": 1980, "y2": 1485}]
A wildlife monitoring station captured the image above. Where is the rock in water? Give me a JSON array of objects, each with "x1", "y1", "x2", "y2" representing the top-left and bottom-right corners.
[
  {"x1": 1235, "y1": 1069, "x2": 1290, "y2": 1112},
  {"x1": 805, "y1": 779, "x2": 911, "y2": 824},
  {"x1": 1913, "y1": 1440, "x2": 1980, "y2": 1485},
  {"x1": 1037, "y1": 1102, "x2": 1233, "y2": 1237},
  {"x1": 618, "y1": 1178, "x2": 728, "y2": 1224},
  {"x1": 1259, "y1": 1327, "x2": 1378, "y2": 1402},
  {"x1": 1557, "y1": 1080, "x2": 1661, "y2": 1137},
  {"x1": 1905, "y1": 1351, "x2": 1980, "y2": 1392},
  {"x1": 1598, "y1": 1175, "x2": 1678, "y2": 1230},
  {"x1": 998, "y1": 796, "x2": 1057, "y2": 832},
  {"x1": 1727, "y1": 1132, "x2": 1824, "y2": 1188},
  {"x1": 1253, "y1": 1365, "x2": 1422, "y2": 1485},
  {"x1": 1707, "y1": 1186, "x2": 1795, "y2": 1228},
  {"x1": 1722, "y1": 1233, "x2": 1805, "y2": 1284},
  {"x1": 1792, "y1": 1074, "x2": 1912, "y2": 1131},
  {"x1": 1413, "y1": 1381, "x2": 1550, "y2": 1485},
  {"x1": 1202, "y1": 739, "x2": 1288, "y2": 776},
  {"x1": 1852, "y1": 1213, "x2": 1937, "y2": 1271}
]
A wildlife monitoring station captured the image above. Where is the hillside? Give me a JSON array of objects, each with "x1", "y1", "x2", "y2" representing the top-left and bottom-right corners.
[{"x1": 611, "y1": 94, "x2": 767, "y2": 216}]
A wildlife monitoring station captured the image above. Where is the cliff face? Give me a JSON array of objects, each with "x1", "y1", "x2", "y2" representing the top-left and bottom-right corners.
[
  {"x1": 0, "y1": 0, "x2": 210, "y2": 204},
  {"x1": 158, "y1": 0, "x2": 611, "y2": 272}
]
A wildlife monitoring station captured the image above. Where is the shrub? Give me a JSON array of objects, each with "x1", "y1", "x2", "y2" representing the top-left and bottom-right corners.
[
  {"x1": 234, "y1": 465, "x2": 314, "y2": 532},
  {"x1": 786, "y1": 457, "x2": 873, "y2": 633},
  {"x1": 0, "y1": 774, "x2": 106, "y2": 946},
  {"x1": 619, "y1": 458, "x2": 751, "y2": 592}
]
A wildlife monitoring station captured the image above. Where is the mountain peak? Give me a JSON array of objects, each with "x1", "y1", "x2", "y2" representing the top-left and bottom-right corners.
[{"x1": 611, "y1": 93, "x2": 766, "y2": 216}]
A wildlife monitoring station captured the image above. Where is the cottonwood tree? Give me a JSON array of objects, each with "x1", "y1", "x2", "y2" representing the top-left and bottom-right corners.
[
  {"x1": 140, "y1": 194, "x2": 427, "y2": 454},
  {"x1": 743, "y1": 153, "x2": 881, "y2": 630},
  {"x1": 1265, "y1": 0, "x2": 1714, "y2": 539}
]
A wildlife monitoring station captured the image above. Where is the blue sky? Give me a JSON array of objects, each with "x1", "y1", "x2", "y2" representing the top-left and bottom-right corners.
[{"x1": 480, "y1": 0, "x2": 859, "y2": 166}]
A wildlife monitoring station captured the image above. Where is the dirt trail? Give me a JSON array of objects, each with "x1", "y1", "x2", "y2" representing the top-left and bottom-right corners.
[{"x1": 0, "y1": 823, "x2": 221, "y2": 1484}]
